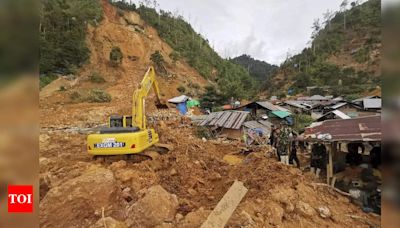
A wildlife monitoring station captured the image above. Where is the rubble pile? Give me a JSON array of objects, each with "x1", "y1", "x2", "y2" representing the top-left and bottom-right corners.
[{"x1": 39, "y1": 120, "x2": 380, "y2": 227}]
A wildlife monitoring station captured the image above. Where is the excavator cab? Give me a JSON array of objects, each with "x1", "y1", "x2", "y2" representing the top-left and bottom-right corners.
[{"x1": 108, "y1": 115, "x2": 133, "y2": 128}]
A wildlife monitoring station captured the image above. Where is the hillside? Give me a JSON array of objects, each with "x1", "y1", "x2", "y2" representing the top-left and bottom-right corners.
[
  {"x1": 268, "y1": 0, "x2": 381, "y2": 99},
  {"x1": 231, "y1": 54, "x2": 278, "y2": 82},
  {"x1": 40, "y1": 0, "x2": 211, "y2": 128}
]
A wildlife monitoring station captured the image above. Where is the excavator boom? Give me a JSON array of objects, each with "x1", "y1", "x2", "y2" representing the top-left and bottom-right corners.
[{"x1": 132, "y1": 66, "x2": 167, "y2": 130}]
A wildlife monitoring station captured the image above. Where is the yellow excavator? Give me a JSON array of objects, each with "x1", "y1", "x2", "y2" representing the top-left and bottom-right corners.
[{"x1": 87, "y1": 66, "x2": 168, "y2": 156}]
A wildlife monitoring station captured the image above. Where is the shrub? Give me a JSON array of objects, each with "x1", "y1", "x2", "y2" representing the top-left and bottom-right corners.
[
  {"x1": 39, "y1": 74, "x2": 58, "y2": 89},
  {"x1": 150, "y1": 50, "x2": 164, "y2": 67},
  {"x1": 69, "y1": 89, "x2": 111, "y2": 103},
  {"x1": 293, "y1": 114, "x2": 314, "y2": 133},
  {"x1": 70, "y1": 91, "x2": 81, "y2": 101},
  {"x1": 110, "y1": 47, "x2": 123, "y2": 66},
  {"x1": 195, "y1": 126, "x2": 212, "y2": 139},
  {"x1": 177, "y1": 85, "x2": 186, "y2": 93},
  {"x1": 89, "y1": 72, "x2": 106, "y2": 83},
  {"x1": 86, "y1": 89, "x2": 112, "y2": 103},
  {"x1": 169, "y1": 51, "x2": 180, "y2": 64}
]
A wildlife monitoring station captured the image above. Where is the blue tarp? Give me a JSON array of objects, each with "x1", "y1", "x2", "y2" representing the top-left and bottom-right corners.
[{"x1": 176, "y1": 102, "x2": 188, "y2": 115}]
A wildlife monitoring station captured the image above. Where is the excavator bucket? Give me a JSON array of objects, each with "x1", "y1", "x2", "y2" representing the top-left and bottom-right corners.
[{"x1": 155, "y1": 100, "x2": 169, "y2": 109}]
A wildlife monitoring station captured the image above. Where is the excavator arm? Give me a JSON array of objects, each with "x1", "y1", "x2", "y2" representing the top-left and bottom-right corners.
[{"x1": 132, "y1": 66, "x2": 167, "y2": 130}]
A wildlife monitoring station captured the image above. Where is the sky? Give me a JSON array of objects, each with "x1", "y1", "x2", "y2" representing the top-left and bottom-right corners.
[{"x1": 131, "y1": 0, "x2": 359, "y2": 65}]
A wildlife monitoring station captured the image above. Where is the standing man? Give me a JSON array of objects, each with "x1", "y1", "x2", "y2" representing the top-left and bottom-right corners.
[
  {"x1": 278, "y1": 125, "x2": 290, "y2": 165},
  {"x1": 310, "y1": 143, "x2": 326, "y2": 177},
  {"x1": 290, "y1": 140, "x2": 301, "y2": 168}
]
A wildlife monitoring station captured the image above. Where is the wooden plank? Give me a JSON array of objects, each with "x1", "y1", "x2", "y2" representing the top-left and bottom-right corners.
[{"x1": 201, "y1": 181, "x2": 248, "y2": 228}]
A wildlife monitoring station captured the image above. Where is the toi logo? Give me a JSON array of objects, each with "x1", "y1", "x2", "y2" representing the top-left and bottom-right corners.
[{"x1": 8, "y1": 185, "x2": 33, "y2": 213}]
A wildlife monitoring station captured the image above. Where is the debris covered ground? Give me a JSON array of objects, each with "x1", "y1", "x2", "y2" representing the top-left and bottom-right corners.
[
  {"x1": 39, "y1": 1, "x2": 380, "y2": 227},
  {"x1": 39, "y1": 116, "x2": 380, "y2": 227}
]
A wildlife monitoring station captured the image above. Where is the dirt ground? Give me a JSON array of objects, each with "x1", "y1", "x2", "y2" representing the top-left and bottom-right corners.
[{"x1": 39, "y1": 1, "x2": 380, "y2": 227}]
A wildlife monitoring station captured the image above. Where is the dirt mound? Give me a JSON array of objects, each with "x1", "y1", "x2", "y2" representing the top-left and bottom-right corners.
[{"x1": 39, "y1": 166, "x2": 120, "y2": 228}]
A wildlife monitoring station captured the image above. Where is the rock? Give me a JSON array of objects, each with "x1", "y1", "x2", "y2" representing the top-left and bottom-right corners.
[
  {"x1": 175, "y1": 213, "x2": 184, "y2": 222},
  {"x1": 114, "y1": 169, "x2": 139, "y2": 182},
  {"x1": 126, "y1": 185, "x2": 178, "y2": 227},
  {"x1": 179, "y1": 207, "x2": 211, "y2": 228},
  {"x1": 318, "y1": 206, "x2": 331, "y2": 218},
  {"x1": 40, "y1": 166, "x2": 117, "y2": 228},
  {"x1": 122, "y1": 187, "x2": 133, "y2": 202},
  {"x1": 264, "y1": 201, "x2": 284, "y2": 226},
  {"x1": 90, "y1": 217, "x2": 127, "y2": 228},
  {"x1": 123, "y1": 12, "x2": 144, "y2": 26},
  {"x1": 202, "y1": 137, "x2": 207, "y2": 142},
  {"x1": 295, "y1": 201, "x2": 316, "y2": 218},
  {"x1": 170, "y1": 168, "x2": 178, "y2": 176},
  {"x1": 109, "y1": 160, "x2": 127, "y2": 170}
]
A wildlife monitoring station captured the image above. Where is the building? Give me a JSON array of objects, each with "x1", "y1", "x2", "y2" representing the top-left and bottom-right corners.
[
  {"x1": 198, "y1": 110, "x2": 250, "y2": 139},
  {"x1": 234, "y1": 101, "x2": 289, "y2": 118}
]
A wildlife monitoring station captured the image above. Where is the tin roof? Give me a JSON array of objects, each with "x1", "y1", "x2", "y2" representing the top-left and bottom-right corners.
[
  {"x1": 317, "y1": 110, "x2": 351, "y2": 121},
  {"x1": 199, "y1": 111, "x2": 250, "y2": 129},
  {"x1": 284, "y1": 100, "x2": 310, "y2": 110},
  {"x1": 168, "y1": 95, "x2": 189, "y2": 103},
  {"x1": 254, "y1": 101, "x2": 289, "y2": 112},
  {"x1": 330, "y1": 102, "x2": 348, "y2": 109},
  {"x1": 243, "y1": 120, "x2": 272, "y2": 134},
  {"x1": 270, "y1": 110, "x2": 291, "y2": 119},
  {"x1": 305, "y1": 115, "x2": 381, "y2": 142},
  {"x1": 363, "y1": 98, "x2": 381, "y2": 109}
]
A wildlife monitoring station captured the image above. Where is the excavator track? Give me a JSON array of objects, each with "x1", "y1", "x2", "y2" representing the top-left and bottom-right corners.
[{"x1": 92, "y1": 143, "x2": 173, "y2": 164}]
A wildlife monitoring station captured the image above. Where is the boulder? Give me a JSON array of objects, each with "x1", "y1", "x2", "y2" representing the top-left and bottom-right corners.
[
  {"x1": 40, "y1": 166, "x2": 117, "y2": 228},
  {"x1": 126, "y1": 185, "x2": 178, "y2": 227},
  {"x1": 179, "y1": 207, "x2": 211, "y2": 228}
]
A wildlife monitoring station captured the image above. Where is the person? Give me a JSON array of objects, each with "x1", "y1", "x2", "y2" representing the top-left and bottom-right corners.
[
  {"x1": 290, "y1": 141, "x2": 300, "y2": 168},
  {"x1": 346, "y1": 142, "x2": 364, "y2": 166},
  {"x1": 269, "y1": 125, "x2": 275, "y2": 146},
  {"x1": 273, "y1": 126, "x2": 281, "y2": 161},
  {"x1": 311, "y1": 143, "x2": 326, "y2": 177},
  {"x1": 278, "y1": 126, "x2": 290, "y2": 165},
  {"x1": 369, "y1": 142, "x2": 381, "y2": 169}
]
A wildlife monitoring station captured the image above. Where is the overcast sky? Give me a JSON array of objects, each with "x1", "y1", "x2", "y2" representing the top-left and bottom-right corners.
[{"x1": 132, "y1": 0, "x2": 359, "y2": 65}]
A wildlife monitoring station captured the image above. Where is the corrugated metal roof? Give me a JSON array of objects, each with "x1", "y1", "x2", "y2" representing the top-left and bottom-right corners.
[
  {"x1": 298, "y1": 95, "x2": 331, "y2": 101},
  {"x1": 284, "y1": 100, "x2": 309, "y2": 110},
  {"x1": 305, "y1": 115, "x2": 381, "y2": 142},
  {"x1": 256, "y1": 101, "x2": 280, "y2": 111},
  {"x1": 199, "y1": 111, "x2": 249, "y2": 129},
  {"x1": 243, "y1": 120, "x2": 272, "y2": 134},
  {"x1": 330, "y1": 102, "x2": 348, "y2": 109},
  {"x1": 332, "y1": 110, "x2": 351, "y2": 119},
  {"x1": 255, "y1": 101, "x2": 290, "y2": 112},
  {"x1": 363, "y1": 98, "x2": 381, "y2": 109},
  {"x1": 168, "y1": 95, "x2": 189, "y2": 103}
]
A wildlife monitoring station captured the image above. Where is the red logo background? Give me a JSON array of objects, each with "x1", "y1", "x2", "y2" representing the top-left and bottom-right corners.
[{"x1": 8, "y1": 185, "x2": 33, "y2": 213}]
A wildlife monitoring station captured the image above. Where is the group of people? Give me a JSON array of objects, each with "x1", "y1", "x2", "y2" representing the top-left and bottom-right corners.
[{"x1": 270, "y1": 124, "x2": 300, "y2": 168}]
